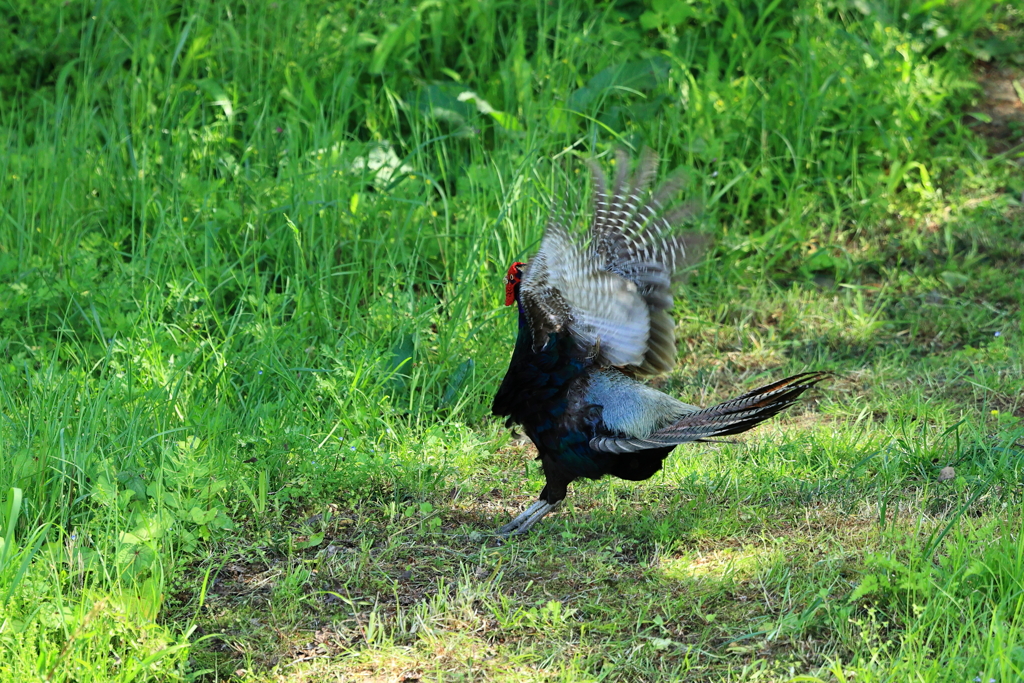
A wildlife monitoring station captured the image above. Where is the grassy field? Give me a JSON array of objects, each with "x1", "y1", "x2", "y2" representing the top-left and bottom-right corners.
[{"x1": 1, "y1": 0, "x2": 1023, "y2": 680}]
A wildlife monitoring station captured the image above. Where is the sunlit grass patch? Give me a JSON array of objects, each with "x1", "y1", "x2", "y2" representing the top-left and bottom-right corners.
[{"x1": 662, "y1": 543, "x2": 783, "y2": 584}]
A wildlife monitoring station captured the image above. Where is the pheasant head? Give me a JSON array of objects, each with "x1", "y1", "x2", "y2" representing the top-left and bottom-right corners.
[{"x1": 504, "y1": 262, "x2": 525, "y2": 306}]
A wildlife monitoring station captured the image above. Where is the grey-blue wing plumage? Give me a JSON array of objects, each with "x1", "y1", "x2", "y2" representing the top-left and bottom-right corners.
[
  {"x1": 582, "y1": 369, "x2": 699, "y2": 438},
  {"x1": 589, "y1": 372, "x2": 831, "y2": 453}
]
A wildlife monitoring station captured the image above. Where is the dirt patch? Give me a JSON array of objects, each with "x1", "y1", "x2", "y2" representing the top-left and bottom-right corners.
[{"x1": 969, "y1": 61, "x2": 1024, "y2": 157}]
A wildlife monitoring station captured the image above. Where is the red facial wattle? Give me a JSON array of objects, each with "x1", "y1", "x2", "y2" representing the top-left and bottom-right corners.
[{"x1": 504, "y1": 262, "x2": 524, "y2": 306}]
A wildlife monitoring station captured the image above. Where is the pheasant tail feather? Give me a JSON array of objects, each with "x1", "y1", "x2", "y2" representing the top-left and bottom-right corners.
[{"x1": 590, "y1": 372, "x2": 832, "y2": 453}]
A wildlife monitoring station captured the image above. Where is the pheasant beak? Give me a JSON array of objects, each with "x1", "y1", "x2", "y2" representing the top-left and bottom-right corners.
[{"x1": 504, "y1": 262, "x2": 524, "y2": 306}]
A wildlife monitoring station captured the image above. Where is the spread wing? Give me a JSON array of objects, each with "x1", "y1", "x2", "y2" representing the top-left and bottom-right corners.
[{"x1": 519, "y1": 148, "x2": 709, "y2": 375}]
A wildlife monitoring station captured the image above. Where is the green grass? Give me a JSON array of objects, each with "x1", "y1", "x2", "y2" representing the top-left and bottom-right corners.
[{"x1": 1, "y1": 0, "x2": 1023, "y2": 680}]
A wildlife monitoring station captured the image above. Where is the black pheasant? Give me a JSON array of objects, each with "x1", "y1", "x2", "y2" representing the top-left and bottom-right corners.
[{"x1": 492, "y1": 149, "x2": 828, "y2": 536}]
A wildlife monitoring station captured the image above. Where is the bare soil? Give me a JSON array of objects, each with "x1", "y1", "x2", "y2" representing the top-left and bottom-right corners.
[{"x1": 969, "y1": 61, "x2": 1024, "y2": 156}]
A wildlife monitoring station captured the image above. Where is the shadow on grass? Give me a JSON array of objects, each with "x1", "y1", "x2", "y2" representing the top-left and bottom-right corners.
[{"x1": 175, "y1": 435, "x2": 1024, "y2": 680}]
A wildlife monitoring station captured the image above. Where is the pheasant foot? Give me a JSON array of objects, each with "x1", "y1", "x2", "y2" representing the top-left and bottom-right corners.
[{"x1": 496, "y1": 500, "x2": 559, "y2": 537}]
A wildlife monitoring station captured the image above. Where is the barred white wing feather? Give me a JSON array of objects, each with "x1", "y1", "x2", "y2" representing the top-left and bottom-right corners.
[
  {"x1": 519, "y1": 149, "x2": 707, "y2": 374},
  {"x1": 587, "y1": 149, "x2": 707, "y2": 375},
  {"x1": 520, "y1": 222, "x2": 651, "y2": 367}
]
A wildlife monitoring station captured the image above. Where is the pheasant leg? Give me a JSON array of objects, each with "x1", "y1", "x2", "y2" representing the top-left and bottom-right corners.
[{"x1": 497, "y1": 500, "x2": 559, "y2": 537}]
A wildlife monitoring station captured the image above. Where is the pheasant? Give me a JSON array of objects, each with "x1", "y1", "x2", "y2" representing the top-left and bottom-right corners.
[{"x1": 492, "y1": 148, "x2": 827, "y2": 536}]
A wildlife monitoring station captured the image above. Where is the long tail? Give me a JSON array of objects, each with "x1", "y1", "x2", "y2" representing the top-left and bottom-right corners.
[{"x1": 589, "y1": 372, "x2": 831, "y2": 454}]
